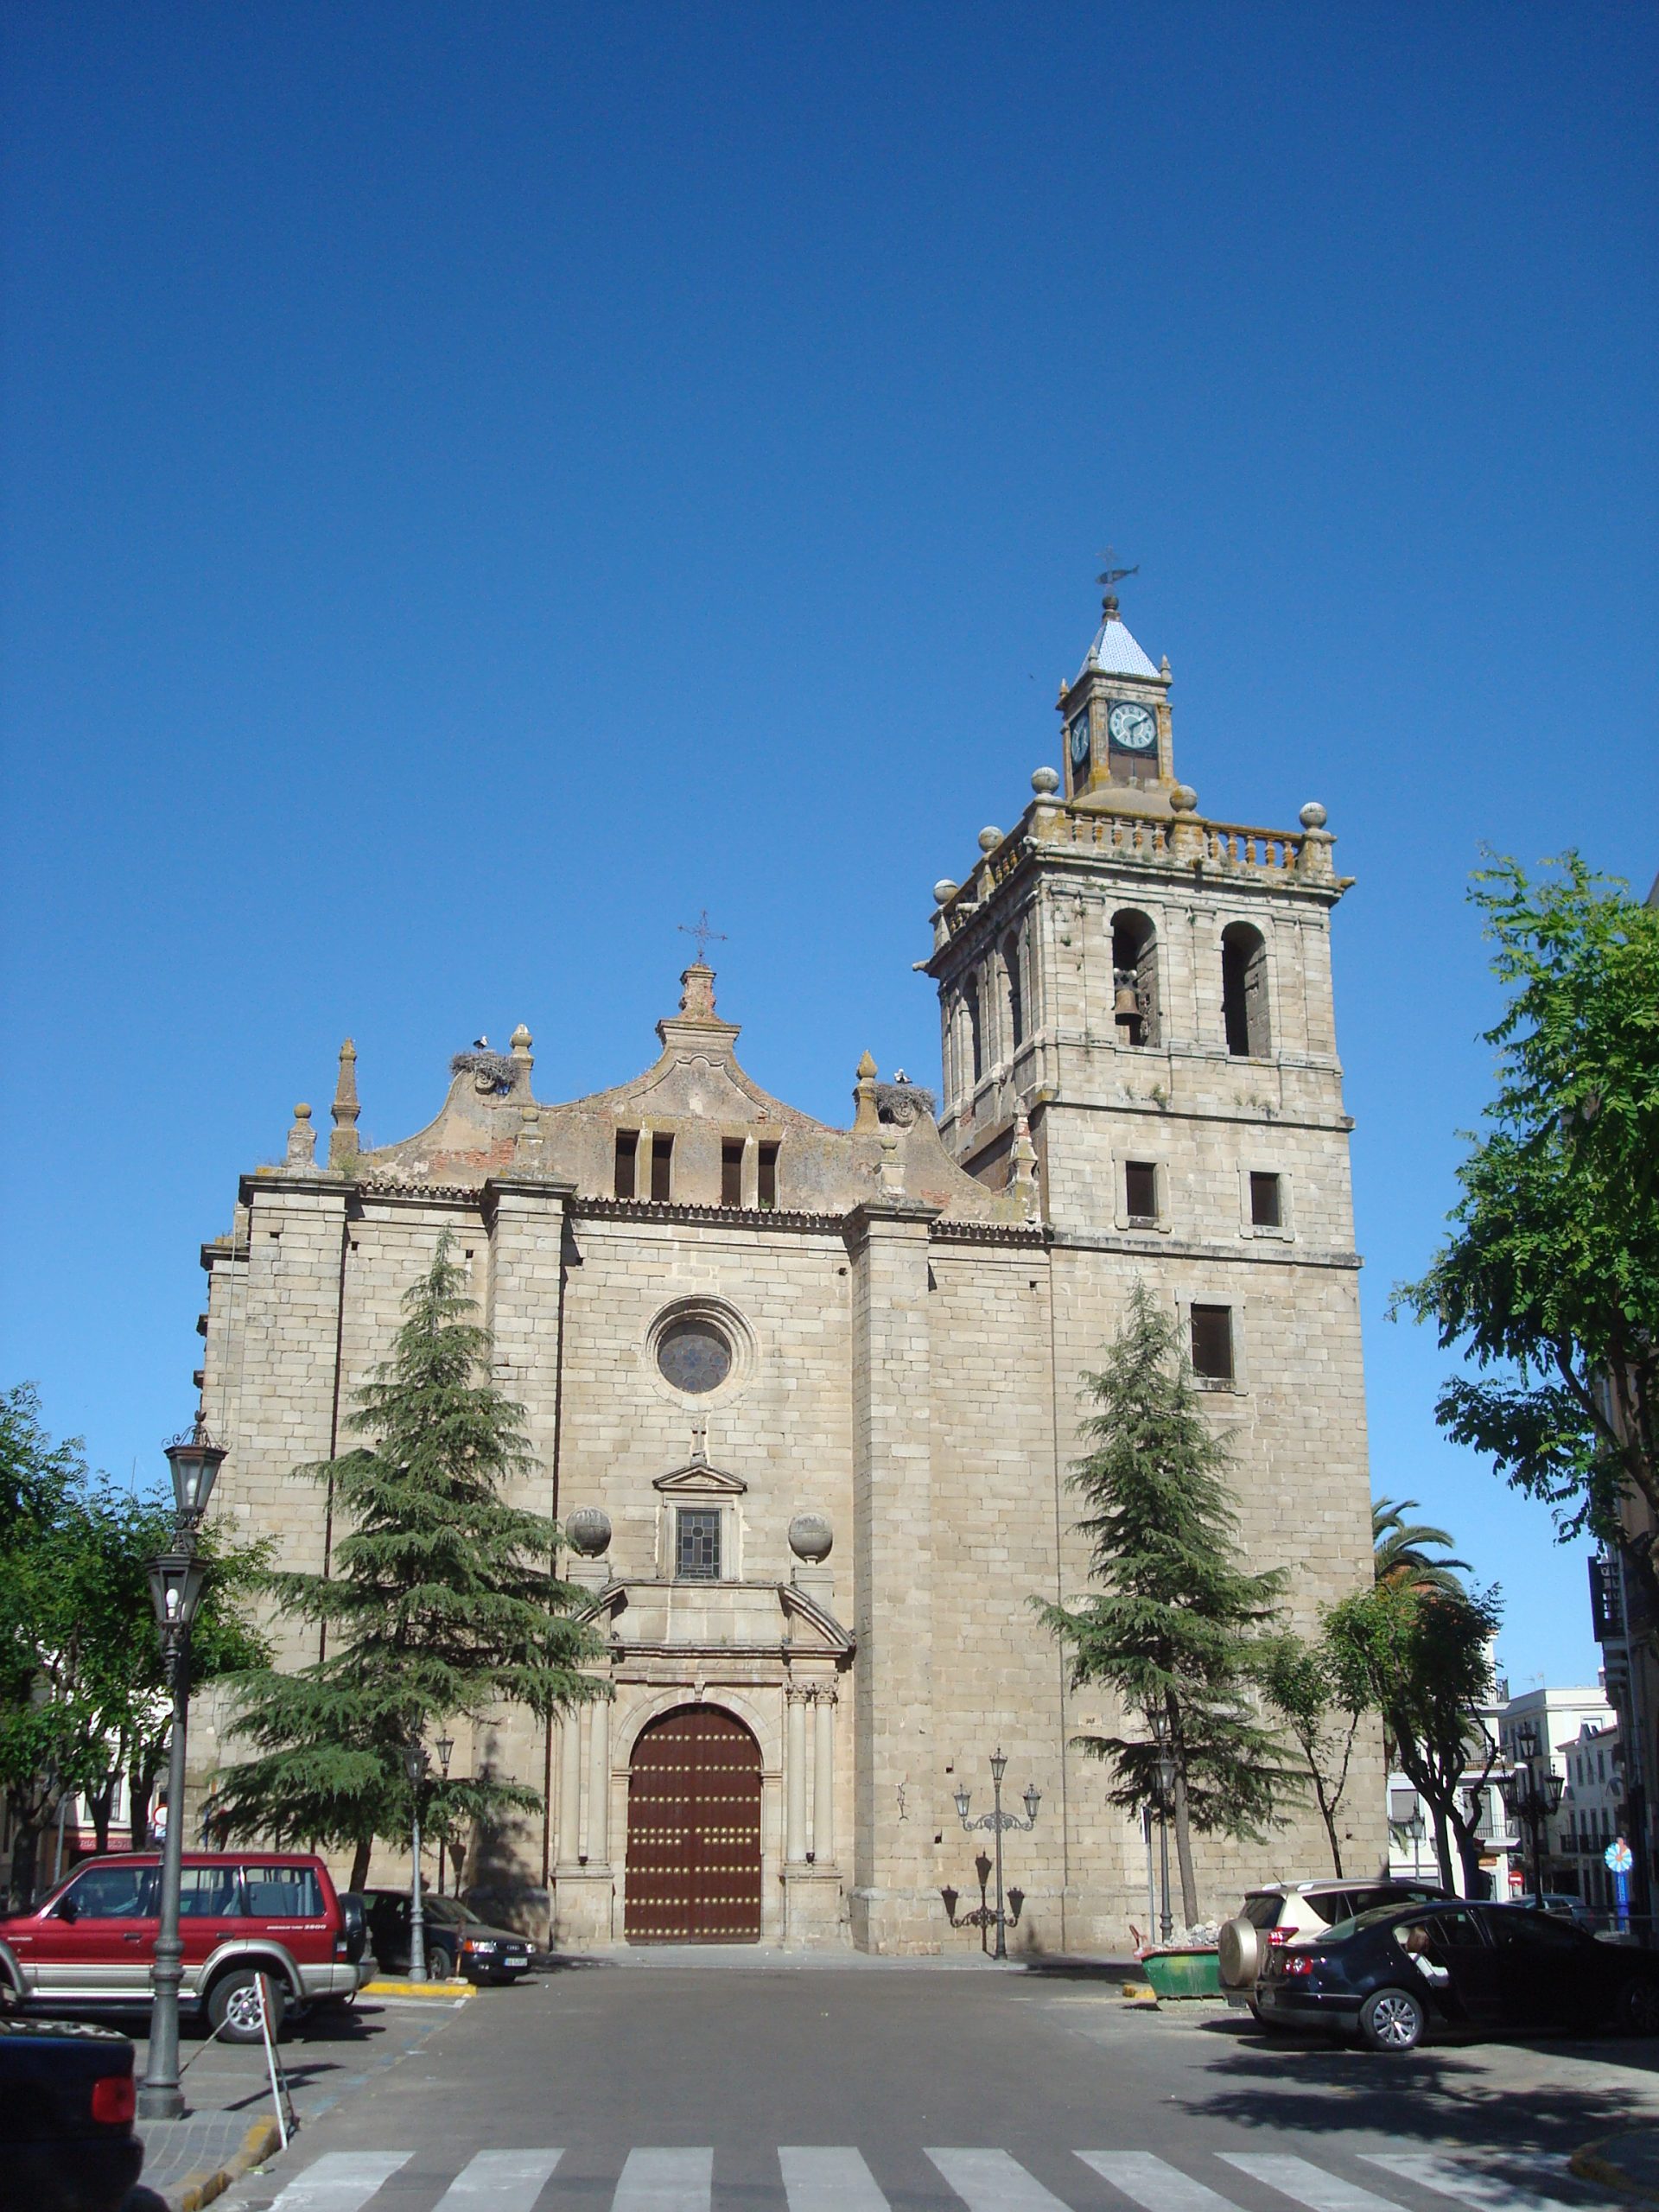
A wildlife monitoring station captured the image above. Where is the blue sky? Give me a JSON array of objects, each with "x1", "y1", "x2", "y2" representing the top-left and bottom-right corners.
[{"x1": 3, "y1": 4, "x2": 1654, "y2": 1691}]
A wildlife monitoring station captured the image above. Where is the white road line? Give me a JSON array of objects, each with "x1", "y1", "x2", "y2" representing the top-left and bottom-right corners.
[
  {"x1": 1078, "y1": 2152, "x2": 1242, "y2": 2212},
  {"x1": 435, "y1": 2148, "x2": 564, "y2": 2208},
  {"x1": 612, "y1": 2147, "x2": 715, "y2": 2212},
  {"x1": 927, "y1": 2148, "x2": 1074, "y2": 2209},
  {"x1": 780, "y1": 2145, "x2": 892, "y2": 2210},
  {"x1": 265, "y1": 2153, "x2": 410, "y2": 2212},
  {"x1": 1221, "y1": 2153, "x2": 1414, "y2": 2212},
  {"x1": 1363, "y1": 2152, "x2": 1585, "y2": 2212}
]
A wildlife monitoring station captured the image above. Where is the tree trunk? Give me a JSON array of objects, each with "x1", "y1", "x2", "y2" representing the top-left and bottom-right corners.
[
  {"x1": 1171, "y1": 1767, "x2": 1199, "y2": 1928},
  {"x1": 349, "y1": 1835, "x2": 372, "y2": 1892},
  {"x1": 88, "y1": 1780, "x2": 114, "y2": 1855},
  {"x1": 9, "y1": 1815, "x2": 41, "y2": 1910},
  {"x1": 1428, "y1": 1801, "x2": 1457, "y2": 1890},
  {"x1": 128, "y1": 1766, "x2": 152, "y2": 1853},
  {"x1": 1316, "y1": 1787, "x2": 1344, "y2": 1878}
]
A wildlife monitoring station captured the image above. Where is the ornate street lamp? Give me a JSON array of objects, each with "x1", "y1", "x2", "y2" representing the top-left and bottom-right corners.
[
  {"x1": 1503, "y1": 1722, "x2": 1566, "y2": 1898},
  {"x1": 434, "y1": 1737, "x2": 454, "y2": 1894},
  {"x1": 403, "y1": 1740, "x2": 431, "y2": 1980},
  {"x1": 137, "y1": 1420, "x2": 224, "y2": 2122},
  {"x1": 950, "y1": 1749, "x2": 1040, "y2": 1961},
  {"x1": 1153, "y1": 1738, "x2": 1178, "y2": 1944}
]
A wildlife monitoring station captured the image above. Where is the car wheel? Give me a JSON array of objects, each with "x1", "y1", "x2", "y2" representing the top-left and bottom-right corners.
[
  {"x1": 1357, "y1": 1986, "x2": 1426, "y2": 2053},
  {"x1": 1618, "y1": 1978, "x2": 1659, "y2": 2036},
  {"x1": 207, "y1": 1967, "x2": 286, "y2": 2045},
  {"x1": 425, "y1": 1942, "x2": 456, "y2": 1982}
]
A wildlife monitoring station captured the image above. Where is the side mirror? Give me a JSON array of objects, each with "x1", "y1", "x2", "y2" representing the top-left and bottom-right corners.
[{"x1": 55, "y1": 1896, "x2": 78, "y2": 1924}]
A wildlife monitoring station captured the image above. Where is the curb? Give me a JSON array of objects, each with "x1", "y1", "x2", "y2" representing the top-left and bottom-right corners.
[
  {"x1": 1569, "y1": 2141, "x2": 1659, "y2": 2209},
  {"x1": 359, "y1": 1976, "x2": 474, "y2": 1999},
  {"x1": 176, "y1": 2116, "x2": 283, "y2": 2212}
]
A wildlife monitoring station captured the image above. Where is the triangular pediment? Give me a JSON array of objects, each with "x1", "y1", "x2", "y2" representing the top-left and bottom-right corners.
[{"x1": 652, "y1": 1458, "x2": 747, "y2": 1495}]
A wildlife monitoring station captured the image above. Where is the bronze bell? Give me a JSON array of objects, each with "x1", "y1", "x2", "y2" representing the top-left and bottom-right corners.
[{"x1": 1114, "y1": 977, "x2": 1141, "y2": 1023}]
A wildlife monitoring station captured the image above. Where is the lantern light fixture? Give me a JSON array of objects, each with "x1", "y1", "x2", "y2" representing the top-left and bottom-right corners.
[{"x1": 162, "y1": 1419, "x2": 227, "y2": 1526}]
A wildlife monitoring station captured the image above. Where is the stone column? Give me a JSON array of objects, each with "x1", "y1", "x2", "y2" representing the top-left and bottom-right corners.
[
  {"x1": 587, "y1": 1696, "x2": 610, "y2": 1866},
  {"x1": 556, "y1": 1715, "x2": 581, "y2": 1866},
  {"x1": 812, "y1": 1688, "x2": 836, "y2": 1864},
  {"x1": 845, "y1": 1197, "x2": 943, "y2": 1952},
  {"x1": 785, "y1": 1686, "x2": 810, "y2": 1864}
]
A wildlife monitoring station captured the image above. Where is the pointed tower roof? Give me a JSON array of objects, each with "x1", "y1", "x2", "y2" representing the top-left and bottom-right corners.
[{"x1": 1075, "y1": 593, "x2": 1160, "y2": 684}]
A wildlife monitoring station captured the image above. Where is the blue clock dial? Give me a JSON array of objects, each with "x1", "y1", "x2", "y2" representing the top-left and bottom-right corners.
[{"x1": 1108, "y1": 702, "x2": 1157, "y2": 752}]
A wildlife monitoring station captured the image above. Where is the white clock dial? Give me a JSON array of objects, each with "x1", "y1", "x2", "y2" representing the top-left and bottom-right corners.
[
  {"x1": 1068, "y1": 713, "x2": 1090, "y2": 766},
  {"x1": 1108, "y1": 702, "x2": 1157, "y2": 752}
]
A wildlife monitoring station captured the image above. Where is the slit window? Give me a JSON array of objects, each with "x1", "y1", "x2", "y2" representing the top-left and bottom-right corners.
[
  {"x1": 1249, "y1": 1172, "x2": 1282, "y2": 1229},
  {"x1": 721, "y1": 1140, "x2": 745, "y2": 1207},
  {"x1": 757, "y1": 1141, "x2": 779, "y2": 1210},
  {"x1": 1222, "y1": 923, "x2": 1271, "y2": 1057},
  {"x1": 1124, "y1": 1160, "x2": 1159, "y2": 1224},
  {"x1": 1190, "y1": 1304, "x2": 1235, "y2": 1384},
  {"x1": 650, "y1": 1132, "x2": 674, "y2": 1202},
  {"x1": 675, "y1": 1507, "x2": 722, "y2": 1581},
  {"x1": 613, "y1": 1129, "x2": 639, "y2": 1199}
]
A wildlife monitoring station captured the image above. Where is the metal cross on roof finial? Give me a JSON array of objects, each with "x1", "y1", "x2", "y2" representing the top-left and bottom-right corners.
[
  {"x1": 677, "y1": 909, "x2": 728, "y2": 964},
  {"x1": 1096, "y1": 546, "x2": 1140, "y2": 598}
]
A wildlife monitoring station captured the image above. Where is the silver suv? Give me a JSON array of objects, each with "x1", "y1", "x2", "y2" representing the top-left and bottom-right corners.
[{"x1": 1218, "y1": 1878, "x2": 1450, "y2": 2012}]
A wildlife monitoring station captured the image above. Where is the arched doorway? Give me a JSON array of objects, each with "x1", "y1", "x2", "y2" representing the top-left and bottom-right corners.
[{"x1": 625, "y1": 1705, "x2": 763, "y2": 1943}]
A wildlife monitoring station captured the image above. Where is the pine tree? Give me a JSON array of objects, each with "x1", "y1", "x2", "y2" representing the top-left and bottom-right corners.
[
  {"x1": 215, "y1": 1235, "x2": 604, "y2": 1889},
  {"x1": 1033, "y1": 1281, "x2": 1299, "y2": 1925}
]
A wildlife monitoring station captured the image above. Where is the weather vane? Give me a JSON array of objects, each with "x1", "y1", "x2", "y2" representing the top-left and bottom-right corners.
[
  {"x1": 677, "y1": 909, "x2": 728, "y2": 963},
  {"x1": 1096, "y1": 545, "x2": 1139, "y2": 596}
]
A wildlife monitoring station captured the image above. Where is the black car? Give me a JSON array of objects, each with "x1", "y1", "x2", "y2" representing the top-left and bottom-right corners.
[
  {"x1": 362, "y1": 1891, "x2": 533, "y2": 1985},
  {"x1": 0, "y1": 2018, "x2": 145, "y2": 2212},
  {"x1": 1257, "y1": 1897, "x2": 1659, "y2": 2052}
]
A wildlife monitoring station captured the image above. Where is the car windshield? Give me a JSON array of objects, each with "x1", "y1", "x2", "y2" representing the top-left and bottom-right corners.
[{"x1": 424, "y1": 1897, "x2": 474, "y2": 1926}]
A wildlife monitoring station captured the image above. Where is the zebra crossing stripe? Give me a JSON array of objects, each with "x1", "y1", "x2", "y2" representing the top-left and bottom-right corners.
[
  {"x1": 1363, "y1": 2152, "x2": 1585, "y2": 2212},
  {"x1": 780, "y1": 2145, "x2": 892, "y2": 2210},
  {"x1": 928, "y1": 2147, "x2": 1075, "y2": 2209},
  {"x1": 1221, "y1": 2152, "x2": 1414, "y2": 2212},
  {"x1": 264, "y1": 2152, "x2": 410, "y2": 2211},
  {"x1": 1078, "y1": 2151, "x2": 1243, "y2": 2212},
  {"x1": 612, "y1": 2146, "x2": 715, "y2": 2211},
  {"x1": 434, "y1": 2148, "x2": 565, "y2": 2208}
]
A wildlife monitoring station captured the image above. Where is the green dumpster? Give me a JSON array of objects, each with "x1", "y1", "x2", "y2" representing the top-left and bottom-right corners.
[{"x1": 1141, "y1": 1948, "x2": 1223, "y2": 1999}]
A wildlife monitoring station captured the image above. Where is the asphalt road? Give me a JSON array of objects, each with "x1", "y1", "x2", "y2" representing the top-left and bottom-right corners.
[{"x1": 210, "y1": 1960, "x2": 1659, "y2": 2212}]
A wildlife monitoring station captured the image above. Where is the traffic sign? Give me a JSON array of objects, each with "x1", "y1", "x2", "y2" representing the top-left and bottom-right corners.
[{"x1": 1606, "y1": 1838, "x2": 1635, "y2": 1874}]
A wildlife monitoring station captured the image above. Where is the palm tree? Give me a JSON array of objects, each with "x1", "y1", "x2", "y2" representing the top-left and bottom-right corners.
[{"x1": 1372, "y1": 1497, "x2": 1469, "y2": 1597}]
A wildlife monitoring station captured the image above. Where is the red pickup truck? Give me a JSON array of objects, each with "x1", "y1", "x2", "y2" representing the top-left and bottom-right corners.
[{"x1": 0, "y1": 1851, "x2": 368, "y2": 2044}]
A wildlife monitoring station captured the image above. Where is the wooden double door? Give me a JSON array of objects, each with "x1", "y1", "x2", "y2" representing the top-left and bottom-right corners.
[{"x1": 624, "y1": 1705, "x2": 763, "y2": 1943}]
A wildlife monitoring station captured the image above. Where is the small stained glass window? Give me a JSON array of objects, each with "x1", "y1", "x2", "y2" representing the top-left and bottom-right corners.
[
  {"x1": 676, "y1": 1508, "x2": 722, "y2": 1581},
  {"x1": 657, "y1": 1318, "x2": 733, "y2": 1395}
]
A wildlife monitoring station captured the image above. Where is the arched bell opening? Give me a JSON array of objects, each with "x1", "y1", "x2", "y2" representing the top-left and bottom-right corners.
[{"x1": 1110, "y1": 910, "x2": 1160, "y2": 1048}]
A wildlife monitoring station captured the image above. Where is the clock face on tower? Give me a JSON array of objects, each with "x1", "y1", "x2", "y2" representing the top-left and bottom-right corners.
[
  {"x1": 1067, "y1": 711, "x2": 1091, "y2": 774},
  {"x1": 1108, "y1": 701, "x2": 1158, "y2": 753}
]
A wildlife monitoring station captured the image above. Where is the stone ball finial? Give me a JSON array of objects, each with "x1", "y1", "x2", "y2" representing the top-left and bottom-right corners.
[
  {"x1": 788, "y1": 1511, "x2": 834, "y2": 1564},
  {"x1": 977, "y1": 826, "x2": 1004, "y2": 854},
  {"x1": 511, "y1": 1023, "x2": 532, "y2": 1052},
  {"x1": 293, "y1": 1102, "x2": 312, "y2": 1121},
  {"x1": 1300, "y1": 801, "x2": 1328, "y2": 830},
  {"x1": 565, "y1": 1506, "x2": 612, "y2": 1558},
  {"x1": 1031, "y1": 766, "x2": 1060, "y2": 797},
  {"x1": 856, "y1": 1049, "x2": 877, "y2": 1080},
  {"x1": 932, "y1": 878, "x2": 959, "y2": 906},
  {"x1": 1171, "y1": 785, "x2": 1198, "y2": 813}
]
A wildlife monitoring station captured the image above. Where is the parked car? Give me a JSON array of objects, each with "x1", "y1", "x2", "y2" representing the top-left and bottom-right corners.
[
  {"x1": 1255, "y1": 1896, "x2": 1659, "y2": 2051},
  {"x1": 1217, "y1": 1879, "x2": 1450, "y2": 2012},
  {"x1": 0, "y1": 2017, "x2": 144, "y2": 2212},
  {"x1": 361, "y1": 1890, "x2": 534, "y2": 1984},
  {"x1": 0, "y1": 1852, "x2": 370, "y2": 2046},
  {"x1": 1514, "y1": 1891, "x2": 1599, "y2": 1932}
]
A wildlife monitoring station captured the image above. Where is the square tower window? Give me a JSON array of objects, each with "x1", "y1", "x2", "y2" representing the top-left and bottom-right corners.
[
  {"x1": 650, "y1": 1133, "x2": 674, "y2": 1202},
  {"x1": 1249, "y1": 1172, "x2": 1282, "y2": 1229},
  {"x1": 1124, "y1": 1160, "x2": 1159, "y2": 1224},
  {"x1": 758, "y1": 1141, "x2": 779, "y2": 1210},
  {"x1": 1190, "y1": 1305, "x2": 1235, "y2": 1385},
  {"x1": 721, "y1": 1140, "x2": 745, "y2": 1207},
  {"x1": 675, "y1": 1508, "x2": 721, "y2": 1581},
  {"x1": 613, "y1": 1129, "x2": 639, "y2": 1199}
]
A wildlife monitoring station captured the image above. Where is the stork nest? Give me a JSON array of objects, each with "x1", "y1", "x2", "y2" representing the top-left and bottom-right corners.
[
  {"x1": 874, "y1": 1080, "x2": 937, "y2": 1125},
  {"x1": 450, "y1": 1050, "x2": 517, "y2": 1094}
]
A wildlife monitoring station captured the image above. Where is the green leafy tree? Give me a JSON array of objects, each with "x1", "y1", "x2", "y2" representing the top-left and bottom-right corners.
[
  {"x1": 1033, "y1": 1282, "x2": 1299, "y2": 1925},
  {"x1": 1258, "y1": 1628, "x2": 1370, "y2": 1878},
  {"x1": 214, "y1": 1235, "x2": 604, "y2": 1890},
  {"x1": 0, "y1": 1385, "x2": 266, "y2": 1904},
  {"x1": 1394, "y1": 855, "x2": 1659, "y2": 1602},
  {"x1": 1371, "y1": 1497, "x2": 1469, "y2": 1597},
  {"x1": 1325, "y1": 1575, "x2": 1503, "y2": 1895}
]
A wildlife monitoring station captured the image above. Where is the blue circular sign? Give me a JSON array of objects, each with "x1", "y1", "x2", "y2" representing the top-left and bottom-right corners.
[{"x1": 1606, "y1": 1839, "x2": 1634, "y2": 1874}]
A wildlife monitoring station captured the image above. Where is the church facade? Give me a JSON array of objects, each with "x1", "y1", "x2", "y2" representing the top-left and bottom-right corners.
[{"x1": 191, "y1": 589, "x2": 1381, "y2": 1954}]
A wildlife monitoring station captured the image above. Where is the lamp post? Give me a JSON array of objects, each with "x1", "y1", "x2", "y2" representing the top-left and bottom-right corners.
[
  {"x1": 434, "y1": 1737, "x2": 454, "y2": 1894},
  {"x1": 1502, "y1": 1722, "x2": 1566, "y2": 1899},
  {"x1": 137, "y1": 1419, "x2": 226, "y2": 2121},
  {"x1": 952, "y1": 1749, "x2": 1040, "y2": 1961},
  {"x1": 1154, "y1": 1741, "x2": 1177, "y2": 1944},
  {"x1": 404, "y1": 1740, "x2": 430, "y2": 1981}
]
